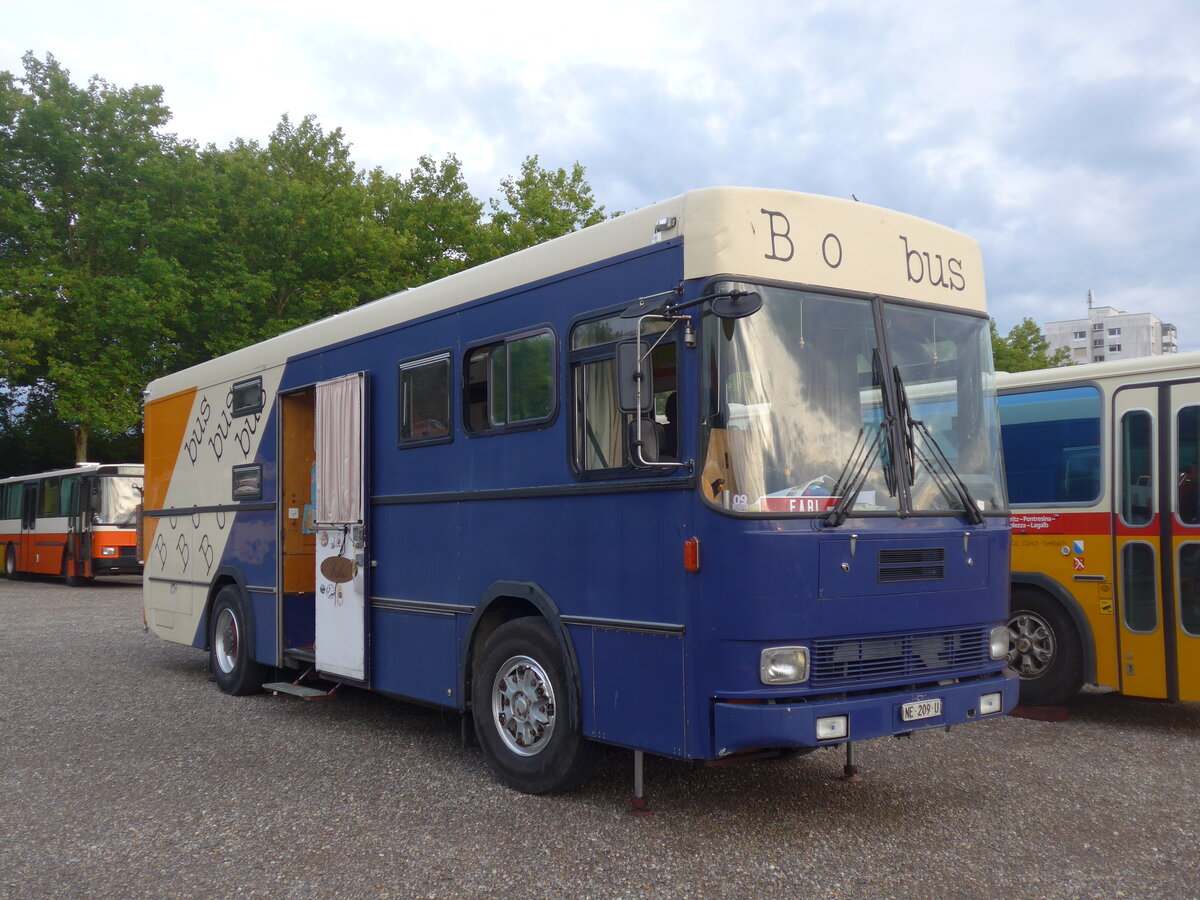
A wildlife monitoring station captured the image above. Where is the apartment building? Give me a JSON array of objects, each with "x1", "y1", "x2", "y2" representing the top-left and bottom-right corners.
[{"x1": 1044, "y1": 302, "x2": 1178, "y2": 363}]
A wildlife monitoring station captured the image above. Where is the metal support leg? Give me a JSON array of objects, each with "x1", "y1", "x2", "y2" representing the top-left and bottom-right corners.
[
  {"x1": 630, "y1": 750, "x2": 651, "y2": 815},
  {"x1": 840, "y1": 741, "x2": 863, "y2": 783}
]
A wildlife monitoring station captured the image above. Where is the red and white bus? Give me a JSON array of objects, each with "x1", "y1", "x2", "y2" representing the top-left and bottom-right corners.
[{"x1": 1, "y1": 463, "x2": 144, "y2": 583}]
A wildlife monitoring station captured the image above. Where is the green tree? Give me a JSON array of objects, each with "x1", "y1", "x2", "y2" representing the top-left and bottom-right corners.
[
  {"x1": 991, "y1": 318, "x2": 1073, "y2": 373},
  {"x1": 0, "y1": 52, "x2": 186, "y2": 460},
  {"x1": 366, "y1": 153, "x2": 484, "y2": 285},
  {"x1": 1, "y1": 54, "x2": 616, "y2": 469},
  {"x1": 485, "y1": 155, "x2": 609, "y2": 258},
  {"x1": 182, "y1": 115, "x2": 409, "y2": 358}
]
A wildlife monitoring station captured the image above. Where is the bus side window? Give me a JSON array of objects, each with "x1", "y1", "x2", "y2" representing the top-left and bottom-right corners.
[
  {"x1": 1178, "y1": 406, "x2": 1200, "y2": 525},
  {"x1": 1120, "y1": 410, "x2": 1154, "y2": 526},
  {"x1": 465, "y1": 331, "x2": 555, "y2": 433},
  {"x1": 399, "y1": 353, "x2": 451, "y2": 445},
  {"x1": 39, "y1": 477, "x2": 61, "y2": 518},
  {"x1": 570, "y1": 312, "x2": 676, "y2": 473}
]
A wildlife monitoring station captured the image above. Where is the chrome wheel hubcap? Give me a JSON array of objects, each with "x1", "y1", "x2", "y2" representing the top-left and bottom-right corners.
[
  {"x1": 491, "y1": 655, "x2": 556, "y2": 757},
  {"x1": 1008, "y1": 612, "x2": 1055, "y2": 678},
  {"x1": 214, "y1": 608, "x2": 240, "y2": 674}
]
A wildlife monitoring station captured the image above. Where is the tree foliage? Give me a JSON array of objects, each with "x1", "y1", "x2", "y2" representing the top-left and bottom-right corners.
[
  {"x1": 0, "y1": 53, "x2": 611, "y2": 475},
  {"x1": 486, "y1": 155, "x2": 608, "y2": 258},
  {"x1": 990, "y1": 318, "x2": 1074, "y2": 373}
]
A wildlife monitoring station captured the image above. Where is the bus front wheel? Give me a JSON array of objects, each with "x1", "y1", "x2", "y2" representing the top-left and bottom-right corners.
[
  {"x1": 471, "y1": 617, "x2": 600, "y2": 794},
  {"x1": 1007, "y1": 586, "x2": 1083, "y2": 707},
  {"x1": 4, "y1": 545, "x2": 19, "y2": 580},
  {"x1": 209, "y1": 585, "x2": 268, "y2": 696}
]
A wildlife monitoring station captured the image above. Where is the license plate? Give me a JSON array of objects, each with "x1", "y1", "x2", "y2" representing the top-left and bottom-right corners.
[{"x1": 901, "y1": 698, "x2": 943, "y2": 722}]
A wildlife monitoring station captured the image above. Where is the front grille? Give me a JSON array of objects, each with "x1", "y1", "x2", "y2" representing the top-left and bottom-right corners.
[
  {"x1": 118, "y1": 546, "x2": 137, "y2": 559},
  {"x1": 810, "y1": 627, "x2": 990, "y2": 688},
  {"x1": 878, "y1": 547, "x2": 944, "y2": 582}
]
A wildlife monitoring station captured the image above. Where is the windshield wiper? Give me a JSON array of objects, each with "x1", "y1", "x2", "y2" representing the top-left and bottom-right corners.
[
  {"x1": 893, "y1": 365, "x2": 984, "y2": 525},
  {"x1": 825, "y1": 420, "x2": 890, "y2": 527},
  {"x1": 824, "y1": 349, "x2": 898, "y2": 528}
]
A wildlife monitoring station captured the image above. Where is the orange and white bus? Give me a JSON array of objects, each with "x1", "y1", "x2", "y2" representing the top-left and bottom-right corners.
[
  {"x1": 997, "y1": 351, "x2": 1200, "y2": 705},
  {"x1": 1, "y1": 463, "x2": 144, "y2": 583}
]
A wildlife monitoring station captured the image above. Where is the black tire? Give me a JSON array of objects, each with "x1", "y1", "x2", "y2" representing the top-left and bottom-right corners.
[
  {"x1": 209, "y1": 585, "x2": 268, "y2": 696},
  {"x1": 471, "y1": 618, "x2": 601, "y2": 794},
  {"x1": 1007, "y1": 585, "x2": 1083, "y2": 706},
  {"x1": 4, "y1": 545, "x2": 20, "y2": 580}
]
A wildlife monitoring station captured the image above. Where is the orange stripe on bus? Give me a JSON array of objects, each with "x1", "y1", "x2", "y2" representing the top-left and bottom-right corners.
[
  {"x1": 143, "y1": 387, "x2": 198, "y2": 552},
  {"x1": 144, "y1": 387, "x2": 197, "y2": 512}
]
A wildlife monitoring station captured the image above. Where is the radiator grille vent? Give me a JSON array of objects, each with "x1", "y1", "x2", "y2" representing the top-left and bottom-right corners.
[
  {"x1": 810, "y1": 627, "x2": 991, "y2": 687},
  {"x1": 878, "y1": 547, "x2": 944, "y2": 582}
]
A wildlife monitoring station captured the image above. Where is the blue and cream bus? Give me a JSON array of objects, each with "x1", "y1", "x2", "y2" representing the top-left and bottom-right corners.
[{"x1": 142, "y1": 187, "x2": 1017, "y2": 794}]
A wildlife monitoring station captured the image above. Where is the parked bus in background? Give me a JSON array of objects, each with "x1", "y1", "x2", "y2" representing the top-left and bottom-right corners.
[
  {"x1": 998, "y1": 351, "x2": 1200, "y2": 705},
  {"x1": 142, "y1": 187, "x2": 1016, "y2": 795},
  {"x1": 1, "y1": 463, "x2": 144, "y2": 583}
]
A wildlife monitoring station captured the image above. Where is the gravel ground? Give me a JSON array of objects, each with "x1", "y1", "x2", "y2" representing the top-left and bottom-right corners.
[{"x1": 2, "y1": 576, "x2": 1198, "y2": 900}]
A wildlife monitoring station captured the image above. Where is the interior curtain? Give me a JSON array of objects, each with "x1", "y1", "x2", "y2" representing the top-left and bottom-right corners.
[
  {"x1": 584, "y1": 360, "x2": 623, "y2": 469},
  {"x1": 315, "y1": 373, "x2": 363, "y2": 524}
]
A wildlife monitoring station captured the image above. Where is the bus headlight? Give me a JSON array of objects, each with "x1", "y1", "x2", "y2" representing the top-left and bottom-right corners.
[
  {"x1": 989, "y1": 625, "x2": 1009, "y2": 660},
  {"x1": 816, "y1": 715, "x2": 849, "y2": 740},
  {"x1": 101, "y1": 547, "x2": 117, "y2": 557},
  {"x1": 979, "y1": 692, "x2": 1004, "y2": 716},
  {"x1": 760, "y1": 646, "x2": 809, "y2": 685}
]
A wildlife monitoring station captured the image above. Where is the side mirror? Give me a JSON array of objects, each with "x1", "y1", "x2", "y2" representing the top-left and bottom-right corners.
[
  {"x1": 710, "y1": 290, "x2": 762, "y2": 319},
  {"x1": 616, "y1": 340, "x2": 653, "y2": 414}
]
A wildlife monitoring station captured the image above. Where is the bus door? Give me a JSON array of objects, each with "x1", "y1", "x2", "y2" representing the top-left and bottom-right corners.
[
  {"x1": 1113, "y1": 385, "x2": 1168, "y2": 699},
  {"x1": 312, "y1": 372, "x2": 368, "y2": 682},
  {"x1": 1169, "y1": 380, "x2": 1200, "y2": 701},
  {"x1": 19, "y1": 482, "x2": 38, "y2": 571},
  {"x1": 66, "y1": 475, "x2": 89, "y2": 578}
]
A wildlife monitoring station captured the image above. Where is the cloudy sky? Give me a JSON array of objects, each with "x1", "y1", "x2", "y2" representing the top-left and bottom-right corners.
[{"x1": 5, "y1": 0, "x2": 1198, "y2": 348}]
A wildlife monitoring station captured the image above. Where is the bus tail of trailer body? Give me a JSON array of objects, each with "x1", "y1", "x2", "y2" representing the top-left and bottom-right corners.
[{"x1": 142, "y1": 187, "x2": 1017, "y2": 794}]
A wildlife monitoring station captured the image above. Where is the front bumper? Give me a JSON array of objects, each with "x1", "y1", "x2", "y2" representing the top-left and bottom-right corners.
[
  {"x1": 92, "y1": 559, "x2": 144, "y2": 576},
  {"x1": 711, "y1": 669, "x2": 1019, "y2": 758}
]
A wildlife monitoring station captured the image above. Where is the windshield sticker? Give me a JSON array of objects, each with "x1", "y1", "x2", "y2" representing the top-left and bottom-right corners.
[{"x1": 759, "y1": 496, "x2": 840, "y2": 513}]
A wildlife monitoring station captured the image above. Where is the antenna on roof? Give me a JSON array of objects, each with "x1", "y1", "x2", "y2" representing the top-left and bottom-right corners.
[{"x1": 1087, "y1": 289, "x2": 1093, "y2": 310}]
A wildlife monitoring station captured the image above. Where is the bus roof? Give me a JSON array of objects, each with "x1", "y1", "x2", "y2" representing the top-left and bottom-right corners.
[
  {"x1": 996, "y1": 349, "x2": 1200, "y2": 392},
  {"x1": 0, "y1": 463, "x2": 144, "y2": 486},
  {"x1": 147, "y1": 186, "x2": 985, "y2": 399}
]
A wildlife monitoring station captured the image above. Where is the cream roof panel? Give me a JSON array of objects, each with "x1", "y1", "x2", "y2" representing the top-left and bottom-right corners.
[
  {"x1": 147, "y1": 187, "x2": 985, "y2": 399},
  {"x1": 997, "y1": 349, "x2": 1200, "y2": 391}
]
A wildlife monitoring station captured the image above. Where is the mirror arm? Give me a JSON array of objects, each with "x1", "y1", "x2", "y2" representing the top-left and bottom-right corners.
[{"x1": 631, "y1": 313, "x2": 693, "y2": 473}]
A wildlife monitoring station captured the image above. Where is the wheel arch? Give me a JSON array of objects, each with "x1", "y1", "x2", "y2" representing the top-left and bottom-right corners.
[
  {"x1": 1010, "y1": 571, "x2": 1097, "y2": 685},
  {"x1": 461, "y1": 580, "x2": 582, "y2": 723},
  {"x1": 197, "y1": 566, "x2": 250, "y2": 651}
]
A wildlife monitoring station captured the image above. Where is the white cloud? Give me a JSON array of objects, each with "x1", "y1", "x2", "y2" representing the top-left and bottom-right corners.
[{"x1": 4, "y1": 0, "x2": 1199, "y2": 346}]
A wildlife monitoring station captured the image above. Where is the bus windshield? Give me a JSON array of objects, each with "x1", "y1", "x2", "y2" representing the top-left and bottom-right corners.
[
  {"x1": 700, "y1": 283, "x2": 1006, "y2": 517},
  {"x1": 95, "y1": 476, "x2": 142, "y2": 526},
  {"x1": 884, "y1": 302, "x2": 1006, "y2": 515}
]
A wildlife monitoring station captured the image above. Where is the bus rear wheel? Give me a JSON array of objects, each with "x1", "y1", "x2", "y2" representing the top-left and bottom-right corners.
[
  {"x1": 4, "y1": 545, "x2": 19, "y2": 580},
  {"x1": 209, "y1": 585, "x2": 268, "y2": 696},
  {"x1": 471, "y1": 618, "x2": 600, "y2": 794},
  {"x1": 1007, "y1": 586, "x2": 1082, "y2": 707}
]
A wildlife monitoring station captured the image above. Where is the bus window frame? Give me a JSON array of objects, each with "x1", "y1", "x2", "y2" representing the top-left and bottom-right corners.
[
  {"x1": 1173, "y1": 403, "x2": 1200, "y2": 527},
  {"x1": 232, "y1": 377, "x2": 265, "y2": 418},
  {"x1": 1120, "y1": 539, "x2": 1159, "y2": 634},
  {"x1": 997, "y1": 382, "x2": 1106, "y2": 510},
  {"x1": 462, "y1": 325, "x2": 560, "y2": 437},
  {"x1": 1177, "y1": 540, "x2": 1200, "y2": 637},
  {"x1": 398, "y1": 350, "x2": 454, "y2": 448},
  {"x1": 567, "y1": 303, "x2": 680, "y2": 481},
  {"x1": 1118, "y1": 406, "x2": 1156, "y2": 529}
]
